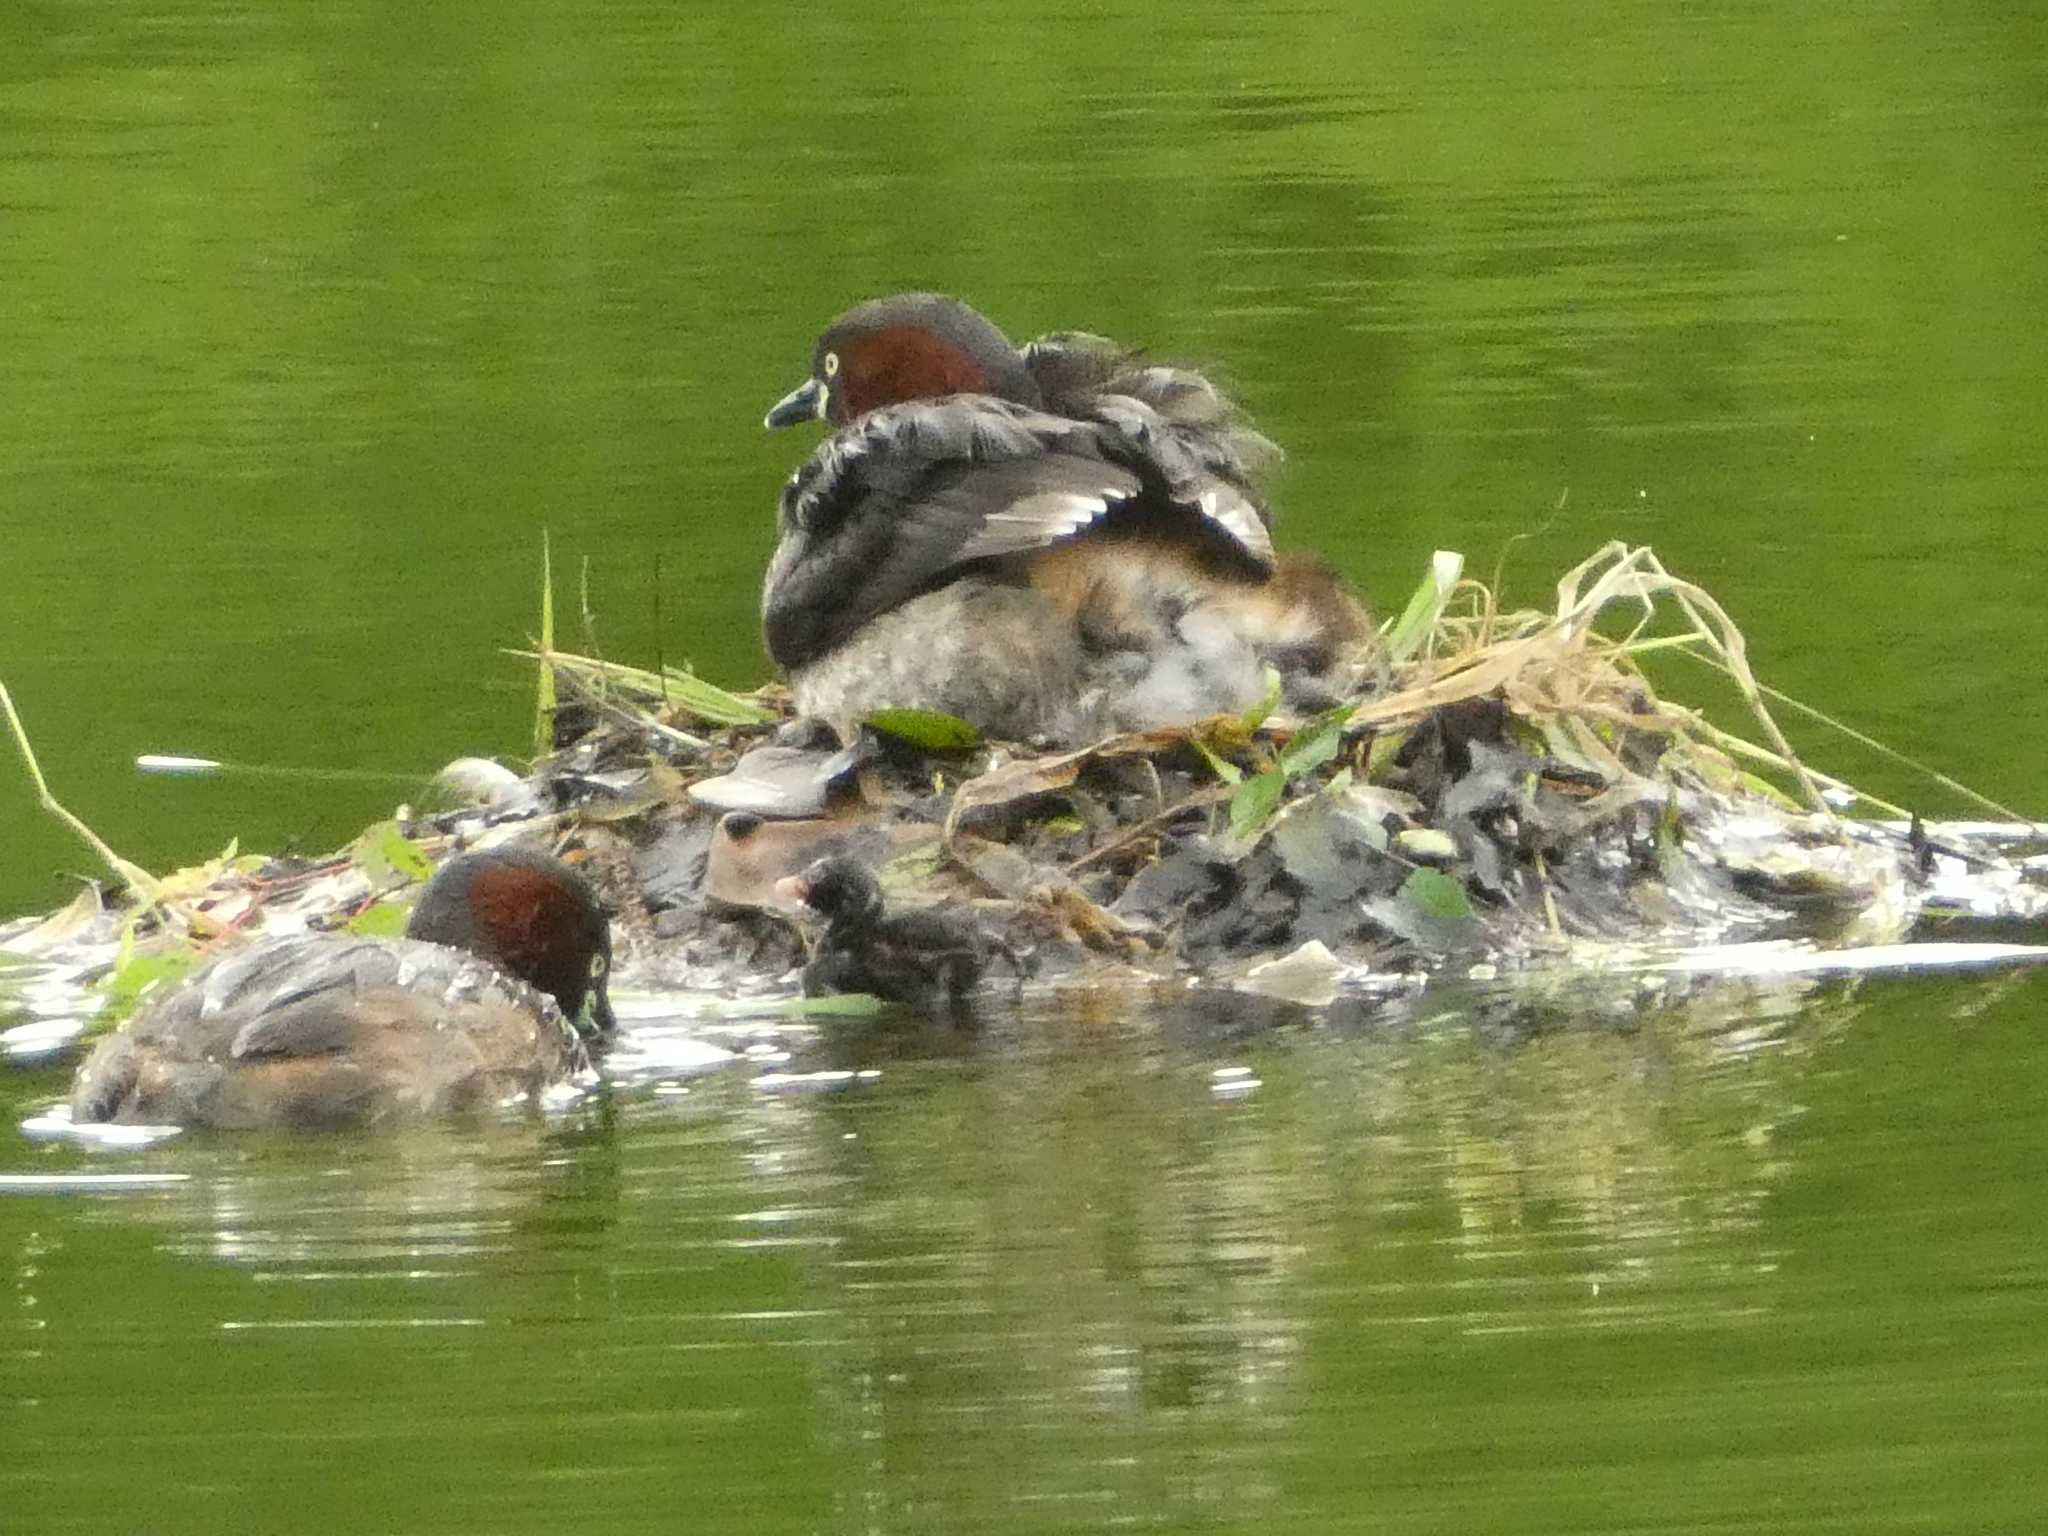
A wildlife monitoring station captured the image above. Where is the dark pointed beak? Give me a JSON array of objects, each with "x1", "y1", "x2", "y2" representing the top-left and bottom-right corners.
[{"x1": 764, "y1": 377, "x2": 827, "y2": 429}]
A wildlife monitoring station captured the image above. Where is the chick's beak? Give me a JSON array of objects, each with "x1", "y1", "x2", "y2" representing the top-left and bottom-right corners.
[
  {"x1": 772, "y1": 873, "x2": 813, "y2": 908},
  {"x1": 764, "y1": 377, "x2": 827, "y2": 429}
]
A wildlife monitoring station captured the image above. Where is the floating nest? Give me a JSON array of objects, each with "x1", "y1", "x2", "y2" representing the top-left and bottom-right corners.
[{"x1": 5, "y1": 543, "x2": 2046, "y2": 1043}]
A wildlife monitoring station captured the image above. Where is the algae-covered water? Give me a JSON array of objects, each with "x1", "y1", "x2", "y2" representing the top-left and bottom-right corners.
[{"x1": 4, "y1": 2, "x2": 2047, "y2": 1532}]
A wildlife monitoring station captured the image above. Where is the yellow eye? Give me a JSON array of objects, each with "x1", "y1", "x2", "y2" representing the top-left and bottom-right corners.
[
  {"x1": 823, "y1": 351, "x2": 840, "y2": 378},
  {"x1": 589, "y1": 953, "x2": 609, "y2": 981}
]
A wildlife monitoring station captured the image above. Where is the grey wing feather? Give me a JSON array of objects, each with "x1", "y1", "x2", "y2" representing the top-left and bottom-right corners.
[
  {"x1": 944, "y1": 459, "x2": 1144, "y2": 562},
  {"x1": 203, "y1": 939, "x2": 406, "y2": 1059},
  {"x1": 765, "y1": 390, "x2": 1278, "y2": 669},
  {"x1": 768, "y1": 402, "x2": 1135, "y2": 665},
  {"x1": 180, "y1": 936, "x2": 512, "y2": 1060},
  {"x1": 230, "y1": 1001, "x2": 358, "y2": 1060}
]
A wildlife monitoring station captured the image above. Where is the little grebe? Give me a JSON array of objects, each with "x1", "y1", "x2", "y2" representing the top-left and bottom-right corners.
[
  {"x1": 761, "y1": 293, "x2": 1372, "y2": 741},
  {"x1": 775, "y1": 854, "x2": 1010, "y2": 1011},
  {"x1": 69, "y1": 847, "x2": 615, "y2": 1130}
]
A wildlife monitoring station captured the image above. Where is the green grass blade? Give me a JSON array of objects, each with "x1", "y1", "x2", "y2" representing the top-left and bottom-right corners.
[
  {"x1": 1382, "y1": 549, "x2": 1465, "y2": 663},
  {"x1": 533, "y1": 531, "x2": 556, "y2": 759}
]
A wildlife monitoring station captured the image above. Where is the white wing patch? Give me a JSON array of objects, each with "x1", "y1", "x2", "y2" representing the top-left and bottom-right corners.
[
  {"x1": 955, "y1": 488, "x2": 1132, "y2": 561},
  {"x1": 1196, "y1": 485, "x2": 1276, "y2": 566}
]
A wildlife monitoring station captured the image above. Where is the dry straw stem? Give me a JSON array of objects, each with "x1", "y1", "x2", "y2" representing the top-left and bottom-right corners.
[
  {"x1": 1, "y1": 675, "x2": 161, "y2": 900},
  {"x1": 507, "y1": 648, "x2": 763, "y2": 749},
  {"x1": 1348, "y1": 541, "x2": 1836, "y2": 817},
  {"x1": 1670, "y1": 648, "x2": 2040, "y2": 829}
]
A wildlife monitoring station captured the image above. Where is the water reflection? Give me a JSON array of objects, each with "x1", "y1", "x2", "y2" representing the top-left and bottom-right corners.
[
  {"x1": 677, "y1": 978, "x2": 1849, "y2": 1528},
  {"x1": 5, "y1": 963, "x2": 2045, "y2": 1531}
]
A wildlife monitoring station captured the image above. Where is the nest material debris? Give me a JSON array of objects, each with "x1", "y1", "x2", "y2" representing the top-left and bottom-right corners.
[{"x1": 5, "y1": 545, "x2": 2045, "y2": 1039}]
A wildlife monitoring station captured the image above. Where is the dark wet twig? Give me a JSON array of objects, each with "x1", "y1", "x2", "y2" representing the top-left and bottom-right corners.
[{"x1": 1064, "y1": 785, "x2": 1231, "y2": 876}]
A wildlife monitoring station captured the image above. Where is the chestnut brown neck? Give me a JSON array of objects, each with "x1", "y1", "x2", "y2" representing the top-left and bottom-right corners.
[
  {"x1": 833, "y1": 327, "x2": 998, "y2": 421},
  {"x1": 409, "y1": 850, "x2": 610, "y2": 1030},
  {"x1": 463, "y1": 861, "x2": 591, "y2": 1013}
]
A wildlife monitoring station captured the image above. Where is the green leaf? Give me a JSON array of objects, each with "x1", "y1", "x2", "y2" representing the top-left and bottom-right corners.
[
  {"x1": 785, "y1": 992, "x2": 889, "y2": 1017},
  {"x1": 350, "y1": 821, "x2": 434, "y2": 888},
  {"x1": 878, "y1": 841, "x2": 946, "y2": 892},
  {"x1": 1229, "y1": 707, "x2": 1351, "y2": 841},
  {"x1": 1393, "y1": 827, "x2": 1459, "y2": 863},
  {"x1": 1536, "y1": 716, "x2": 1606, "y2": 777},
  {"x1": 1365, "y1": 729, "x2": 1407, "y2": 784},
  {"x1": 1400, "y1": 867, "x2": 1475, "y2": 921},
  {"x1": 1381, "y1": 549, "x2": 1465, "y2": 663},
  {"x1": 1188, "y1": 735, "x2": 1243, "y2": 786},
  {"x1": 1237, "y1": 666, "x2": 1284, "y2": 732},
  {"x1": 865, "y1": 708, "x2": 984, "y2": 750},
  {"x1": 1279, "y1": 706, "x2": 1348, "y2": 777},
  {"x1": 345, "y1": 898, "x2": 413, "y2": 938},
  {"x1": 96, "y1": 927, "x2": 202, "y2": 1027},
  {"x1": 1229, "y1": 766, "x2": 1287, "y2": 841}
]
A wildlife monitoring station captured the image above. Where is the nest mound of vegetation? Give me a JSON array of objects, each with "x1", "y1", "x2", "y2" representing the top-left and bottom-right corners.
[
  {"x1": 516, "y1": 542, "x2": 2043, "y2": 996},
  {"x1": 6, "y1": 544, "x2": 2044, "y2": 1037}
]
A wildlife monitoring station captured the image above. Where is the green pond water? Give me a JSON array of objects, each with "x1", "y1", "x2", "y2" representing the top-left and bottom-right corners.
[{"x1": 4, "y1": 2, "x2": 2047, "y2": 1531}]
